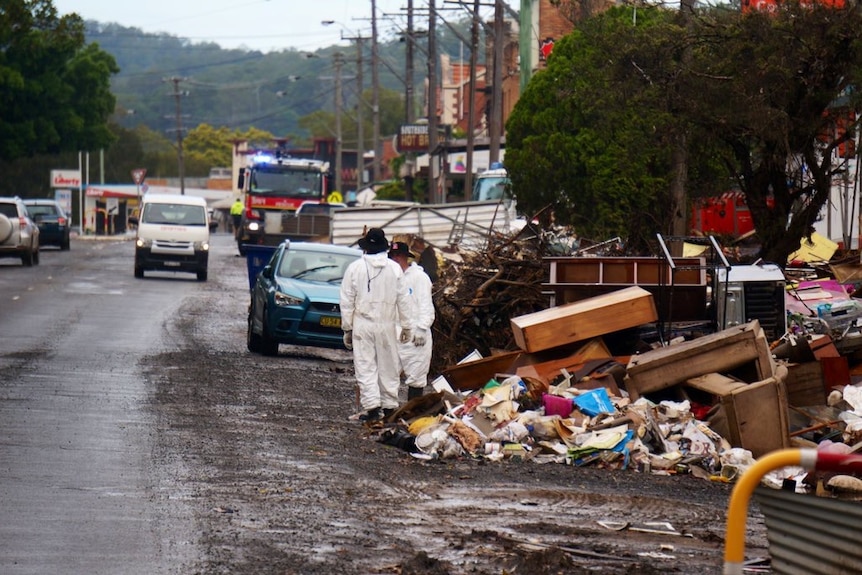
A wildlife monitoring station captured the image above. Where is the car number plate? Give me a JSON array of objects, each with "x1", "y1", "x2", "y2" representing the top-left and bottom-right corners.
[
  {"x1": 320, "y1": 316, "x2": 341, "y2": 328},
  {"x1": 164, "y1": 261, "x2": 181, "y2": 267}
]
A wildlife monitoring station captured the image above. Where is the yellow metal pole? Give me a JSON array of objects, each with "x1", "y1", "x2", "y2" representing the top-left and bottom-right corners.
[{"x1": 723, "y1": 448, "x2": 815, "y2": 575}]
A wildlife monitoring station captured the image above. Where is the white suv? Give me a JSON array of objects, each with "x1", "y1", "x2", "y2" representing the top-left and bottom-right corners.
[{"x1": 0, "y1": 196, "x2": 40, "y2": 266}]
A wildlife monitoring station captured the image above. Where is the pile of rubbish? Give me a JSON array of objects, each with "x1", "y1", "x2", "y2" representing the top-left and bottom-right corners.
[
  {"x1": 379, "y1": 372, "x2": 757, "y2": 484},
  {"x1": 377, "y1": 227, "x2": 862, "y2": 497}
]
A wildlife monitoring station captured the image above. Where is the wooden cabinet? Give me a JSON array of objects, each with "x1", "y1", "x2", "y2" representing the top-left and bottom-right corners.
[{"x1": 543, "y1": 256, "x2": 709, "y2": 322}]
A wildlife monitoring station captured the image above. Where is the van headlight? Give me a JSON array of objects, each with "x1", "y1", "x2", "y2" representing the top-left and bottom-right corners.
[
  {"x1": 136, "y1": 238, "x2": 152, "y2": 248},
  {"x1": 248, "y1": 221, "x2": 261, "y2": 232},
  {"x1": 274, "y1": 290, "x2": 303, "y2": 307},
  {"x1": 194, "y1": 241, "x2": 210, "y2": 251}
]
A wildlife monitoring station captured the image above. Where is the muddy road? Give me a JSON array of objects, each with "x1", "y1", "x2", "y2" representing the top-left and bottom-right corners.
[{"x1": 0, "y1": 233, "x2": 768, "y2": 574}]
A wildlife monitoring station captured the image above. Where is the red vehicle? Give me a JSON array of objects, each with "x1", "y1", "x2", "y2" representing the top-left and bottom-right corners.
[
  {"x1": 236, "y1": 150, "x2": 330, "y2": 255},
  {"x1": 690, "y1": 192, "x2": 755, "y2": 237}
]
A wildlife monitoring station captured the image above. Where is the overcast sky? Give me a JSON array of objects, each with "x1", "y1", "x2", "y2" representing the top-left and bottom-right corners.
[{"x1": 53, "y1": 0, "x2": 412, "y2": 53}]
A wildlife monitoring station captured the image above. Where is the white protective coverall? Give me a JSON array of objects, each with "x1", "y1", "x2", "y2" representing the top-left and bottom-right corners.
[
  {"x1": 340, "y1": 252, "x2": 412, "y2": 412},
  {"x1": 398, "y1": 262, "x2": 435, "y2": 390}
]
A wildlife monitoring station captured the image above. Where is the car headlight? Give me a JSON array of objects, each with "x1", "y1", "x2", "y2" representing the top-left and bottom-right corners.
[
  {"x1": 136, "y1": 238, "x2": 152, "y2": 248},
  {"x1": 274, "y1": 290, "x2": 304, "y2": 307},
  {"x1": 248, "y1": 221, "x2": 260, "y2": 232},
  {"x1": 194, "y1": 241, "x2": 210, "y2": 251}
]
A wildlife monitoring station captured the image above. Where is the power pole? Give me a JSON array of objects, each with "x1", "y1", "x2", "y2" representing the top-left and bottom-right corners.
[
  {"x1": 167, "y1": 77, "x2": 188, "y2": 195},
  {"x1": 428, "y1": 0, "x2": 439, "y2": 203},
  {"x1": 465, "y1": 0, "x2": 480, "y2": 198},
  {"x1": 404, "y1": 0, "x2": 416, "y2": 202},
  {"x1": 334, "y1": 52, "x2": 344, "y2": 196},
  {"x1": 371, "y1": 0, "x2": 381, "y2": 183},
  {"x1": 489, "y1": 0, "x2": 503, "y2": 165},
  {"x1": 355, "y1": 40, "x2": 365, "y2": 188},
  {"x1": 342, "y1": 33, "x2": 368, "y2": 189},
  {"x1": 405, "y1": 0, "x2": 415, "y2": 124}
]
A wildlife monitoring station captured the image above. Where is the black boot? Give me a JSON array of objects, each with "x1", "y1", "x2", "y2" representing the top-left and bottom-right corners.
[
  {"x1": 407, "y1": 386, "x2": 424, "y2": 401},
  {"x1": 359, "y1": 407, "x2": 382, "y2": 422}
]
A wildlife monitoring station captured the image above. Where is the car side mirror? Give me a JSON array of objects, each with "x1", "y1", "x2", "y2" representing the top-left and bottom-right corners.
[
  {"x1": 261, "y1": 265, "x2": 273, "y2": 279},
  {"x1": 209, "y1": 221, "x2": 218, "y2": 232}
]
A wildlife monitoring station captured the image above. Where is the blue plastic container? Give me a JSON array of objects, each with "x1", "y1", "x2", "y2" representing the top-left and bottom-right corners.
[{"x1": 244, "y1": 244, "x2": 277, "y2": 291}]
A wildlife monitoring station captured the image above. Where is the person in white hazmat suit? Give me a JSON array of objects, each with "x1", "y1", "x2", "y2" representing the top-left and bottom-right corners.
[
  {"x1": 340, "y1": 228, "x2": 413, "y2": 423},
  {"x1": 388, "y1": 241, "x2": 434, "y2": 401}
]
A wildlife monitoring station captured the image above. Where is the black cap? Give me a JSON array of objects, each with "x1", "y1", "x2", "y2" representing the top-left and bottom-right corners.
[{"x1": 388, "y1": 241, "x2": 412, "y2": 258}]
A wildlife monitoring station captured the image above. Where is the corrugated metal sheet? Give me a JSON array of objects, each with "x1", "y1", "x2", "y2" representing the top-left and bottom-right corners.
[
  {"x1": 755, "y1": 487, "x2": 862, "y2": 574},
  {"x1": 329, "y1": 200, "x2": 516, "y2": 248}
]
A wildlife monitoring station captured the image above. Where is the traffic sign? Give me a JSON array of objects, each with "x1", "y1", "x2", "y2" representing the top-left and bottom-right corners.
[{"x1": 131, "y1": 168, "x2": 147, "y2": 185}]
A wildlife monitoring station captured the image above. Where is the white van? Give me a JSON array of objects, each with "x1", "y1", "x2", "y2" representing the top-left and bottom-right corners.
[{"x1": 128, "y1": 193, "x2": 218, "y2": 281}]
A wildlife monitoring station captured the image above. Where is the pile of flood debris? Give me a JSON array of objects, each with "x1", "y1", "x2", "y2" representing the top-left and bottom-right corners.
[{"x1": 377, "y1": 230, "x2": 862, "y2": 496}]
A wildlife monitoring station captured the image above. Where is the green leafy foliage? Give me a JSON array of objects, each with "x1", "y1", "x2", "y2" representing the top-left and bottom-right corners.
[
  {"x1": 0, "y1": 0, "x2": 117, "y2": 161},
  {"x1": 508, "y1": 3, "x2": 862, "y2": 263},
  {"x1": 507, "y1": 7, "x2": 681, "y2": 251}
]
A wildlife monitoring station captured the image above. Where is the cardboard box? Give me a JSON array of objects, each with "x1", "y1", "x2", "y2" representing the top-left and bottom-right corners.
[
  {"x1": 683, "y1": 373, "x2": 790, "y2": 458},
  {"x1": 510, "y1": 286, "x2": 657, "y2": 353},
  {"x1": 624, "y1": 320, "x2": 775, "y2": 400}
]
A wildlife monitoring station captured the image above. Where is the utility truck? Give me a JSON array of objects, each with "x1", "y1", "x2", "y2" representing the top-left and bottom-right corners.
[{"x1": 471, "y1": 162, "x2": 511, "y2": 203}]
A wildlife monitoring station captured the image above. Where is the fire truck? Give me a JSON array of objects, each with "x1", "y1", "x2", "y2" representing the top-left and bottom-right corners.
[{"x1": 236, "y1": 149, "x2": 332, "y2": 255}]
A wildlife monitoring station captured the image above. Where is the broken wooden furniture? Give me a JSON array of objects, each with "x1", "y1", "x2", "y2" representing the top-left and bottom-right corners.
[
  {"x1": 624, "y1": 320, "x2": 790, "y2": 457},
  {"x1": 542, "y1": 255, "x2": 708, "y2": 322},
  {"x1": 510, "y1": 286, "x2": 658, "y2": 353}
]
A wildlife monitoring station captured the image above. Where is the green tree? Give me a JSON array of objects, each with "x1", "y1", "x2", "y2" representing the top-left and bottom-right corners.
[
  {"x1": 507, "y1": 3, "x2": 862, "y2": 264},
  {"x1": 0, "y1": 0, "x2": 118, "y2": 160},
  {"x1": 184, "y1": 124, "x2": 235, "y2": 168},
  {"x1": 682, "y1": 3, "x2": 862, "y2": 265},
  {"x1": 506, "y1": 7, "x2": 687, "y2": 250}
]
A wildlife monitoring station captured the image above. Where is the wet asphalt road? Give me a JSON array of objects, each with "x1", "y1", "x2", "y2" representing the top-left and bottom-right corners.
[{"x1": 0, "y1": 233, "x2": 240, "y2": 574}]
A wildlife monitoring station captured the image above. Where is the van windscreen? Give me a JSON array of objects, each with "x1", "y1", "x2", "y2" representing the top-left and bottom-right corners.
[{"x1": 143, "y1": 203, "x2": 207, "y2": 226}]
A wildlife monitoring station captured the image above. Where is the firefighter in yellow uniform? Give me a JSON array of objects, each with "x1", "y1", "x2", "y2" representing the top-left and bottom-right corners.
[
  {"x1": 230, "y1": 197, "x2": 244, "y2": 239},
  {"x1": 327, "y1": 190, "x2": 343, "y2": 204}
]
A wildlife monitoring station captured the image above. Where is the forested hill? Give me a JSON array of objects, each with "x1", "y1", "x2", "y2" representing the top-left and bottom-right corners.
[{"x1": 81, "y1": 19, "x2": 476, "y2": 140}]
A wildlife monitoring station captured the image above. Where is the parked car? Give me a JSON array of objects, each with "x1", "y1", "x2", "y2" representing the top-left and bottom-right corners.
[
  {"x1": 247, "y1": 241, "x2": 361, "y2": 354},
  {"x1": 0, "y1": 196, "x2": 39, "y2": 266},
  {"x1": 23, "y1": 199, "x2": 71, "y2": 250}
]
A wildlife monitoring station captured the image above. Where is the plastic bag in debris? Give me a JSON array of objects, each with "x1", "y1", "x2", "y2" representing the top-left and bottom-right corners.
[
  {"x1": 408, "y1": 415, "x2": 441, "y2": 436},
  {"x1": 718, "y1": 447, "x2": 756, "y2": 482},
  {"x1": 658, "y1": 399, "x2": 691, "y2": 420},
  {"x1": 489, "y1": 420, "x2": 530, "y2": 443},
  {"x1": 414, "y1": 423, "x2": 464, "y2": 459},
  {"x1": 573, "y1": 388, "x2": 615, "y2": 417},
  {"x1": 517, "y1": 412, "x2": 561, "y2": 440},
  {"x1": 841, "y1": 385, "x2": 862, "y2": 414}
]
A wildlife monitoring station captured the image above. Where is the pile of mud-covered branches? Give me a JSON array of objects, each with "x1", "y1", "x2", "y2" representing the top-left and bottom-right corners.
[{"x1": 429, "y1": 226, "x2": 556, "y2": 376}]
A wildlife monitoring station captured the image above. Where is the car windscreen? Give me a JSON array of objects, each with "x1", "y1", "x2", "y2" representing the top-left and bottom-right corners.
[
  {"x1": 26, "y1": 205, "x2": 60, "y2": 218},
  {"x1": 278, "y1": 250, "x2": 358, "y2": 283},
  {"x1": 142, "y1": 203, "x2": 207, "y2": 226}
]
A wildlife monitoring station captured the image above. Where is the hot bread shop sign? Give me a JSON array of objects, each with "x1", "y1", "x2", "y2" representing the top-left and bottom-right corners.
[{"x1": 51, "y1": 170, "x2": 82, "y2": 189}]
